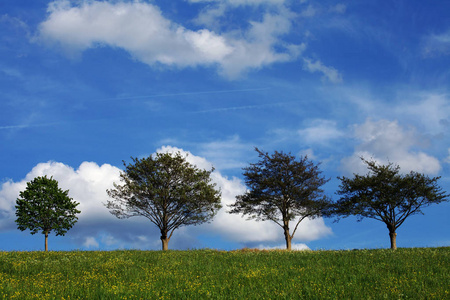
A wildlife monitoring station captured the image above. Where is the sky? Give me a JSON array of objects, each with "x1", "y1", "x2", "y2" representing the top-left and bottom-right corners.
[{"x1": 0, "y1": 0, "x2": 449, "y2": 251}]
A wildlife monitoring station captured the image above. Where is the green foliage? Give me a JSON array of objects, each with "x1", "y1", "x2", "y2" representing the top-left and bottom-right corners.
[
  {"x1": 0, "y1": 248, "x2": 448, "y2": 299},
  {"x1": 230, "y1": 148, "x2": 331, "y2": 249},
  {"x1": 15, "y1": 176, "x2": 80, "y2": 246},
  {"x1": 334, "y1": 158, "x2": 449, "y2": 249},
  {"x1": 106, "y1": 151, "x2": 222, "y2": 250}
]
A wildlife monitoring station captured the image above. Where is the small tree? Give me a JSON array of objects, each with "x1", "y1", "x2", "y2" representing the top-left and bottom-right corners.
[
  {"x1": 106, "y1": 151, "x2": 222, "y2": 250},
  {"x1": 229, "y1": 148, "x2": 331, "y2": 250},
  {"x1": 334, "y1": 159, "x2": 449, "y2": 250},
  {"x1": 15, "y1": 176, "x2": 80, "y2": 251}
]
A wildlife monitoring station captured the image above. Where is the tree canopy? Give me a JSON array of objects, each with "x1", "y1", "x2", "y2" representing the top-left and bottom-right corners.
[
  {"x1": 334, "y1": 158, "x2": 449, "y2": 250},
  {"x1": 106, "y1": 151, "x2": 222, "y2": 250},
  {"x1": 15, "y1": 175, "x2": 80, "y2": 251},
  {"x1": 229, "y1": 148, "x2": 331, "y2": 250}
]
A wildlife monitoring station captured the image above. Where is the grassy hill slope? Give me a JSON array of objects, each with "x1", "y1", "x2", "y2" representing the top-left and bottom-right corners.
[{"x1": 0, "y1": 247, "x2": 448, "y2": 299}]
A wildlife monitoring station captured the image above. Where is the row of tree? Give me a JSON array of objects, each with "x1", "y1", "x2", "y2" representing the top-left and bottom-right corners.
[{"x1": 15, "y1": 148, "x2": 448, "y2": 251}]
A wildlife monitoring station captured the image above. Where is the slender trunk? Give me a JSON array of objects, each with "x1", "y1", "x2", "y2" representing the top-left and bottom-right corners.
[
  {"x1": 44, "y1": 231, "x2": 48, "y2": 252},
  {"x1": 285, "y1": 234, "x2": 292, "y2": 250},
  {"x1": 389, "y1": 231, "x2": 397, "y2": 250},
  {"x1": 283, "y1": 223, "x2": 291, "y2": 250}
]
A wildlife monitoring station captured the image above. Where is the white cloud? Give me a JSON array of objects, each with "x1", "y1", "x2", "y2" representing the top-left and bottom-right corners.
[
  {"x1": 299, "y1": 5, "x2": 316, "y2": 18},
  {"x1": 157, "y1": 145, "x2": 214, "y2": 171},
  {"x1": 298, "y1": 120, "x2": 344, "y2": 145},
  {"x1": 299, "y1": 148, "x2": 316, "y2": 160},
  {"x1": 37, "y1": 1, "x2": 300, "y2": 79},
  {"x1": 445, "y1": 149, "x2": 450, "y2": 164},
  {"x1": 194, "y1": 3, "x2": 227, "y2": 28},
  {"x1": 422, "y1": 29, "x2": 450, "y2": 56},
  {"x1": 39, "y1": 1, "x2": 232, "y2": 63},
  {"x1": 198, "y1": 135, "x2": 252, "y2": 170},
  {"x1": 188, "y1": 0, "x2": 286, "y2": 6},
  {"x1": 83, "y1": 236, "x2": 99, "y2": 248},
  {"x1": 192, "y1": 0, "x2": 287, "y2": 28},
  {"x1": 257, "y1": 243, "x2": 310, "y2": 251},
  {"x1": 101, "y1": 234, "x2": 119, "y2": 247},
  {"x1": 218, "y1": 10, "x2": 303, "y2": 78},
  {"x1": 0, "y1": 180, "x2": 24, "y2": 230},
  {"x1": 303, "y1": 58, "x2": 343, "y2": 83},
  {"x1": 341, "y1": 119, "x2": 441, "y2": 175},
  {"x1": 329, "y1": 4, "x2": 346, "y2": 14},
  {"x1": 397, "y1": 93, "x2": 450, "y2": 134}
]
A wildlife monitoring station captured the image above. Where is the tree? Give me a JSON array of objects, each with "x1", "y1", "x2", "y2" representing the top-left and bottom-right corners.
[
  {"x1": 105, "y1": 151, "x2": 222, "y2": 250},
  {"x1": 334, "y1": 159, "x2": 449, "y2": 250},
  {"x1": 229, "y1": 148, "x2": 331, "y2": 250},
  {"x1": 15, "y1": 176, "x2": 80, "y2": 251}
]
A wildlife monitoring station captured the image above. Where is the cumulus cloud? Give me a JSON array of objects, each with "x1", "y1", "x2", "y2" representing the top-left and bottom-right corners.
[
  {"x1": 0, "y1": 146, "x2": 332, "y2": 250},
  {"x1": 341, "y1": 119, "x2": 441, "y2": 175},
  {"x1": 257, "y1": 243, "x2": 310, "y2": 251},
  {"x1": 157, "y1": 145, "x2": 214, "y2": 171},
  {"x1": 303, "y1": 58, "x2": 343, "y2": 83},
  {"x1": 37, "y1": 0, "x2": 301, "y2": 79}
]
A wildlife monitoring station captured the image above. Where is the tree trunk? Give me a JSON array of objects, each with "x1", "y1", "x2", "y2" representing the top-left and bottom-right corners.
[
  {"x1": 283, "y1": 225, "x2": 292, "y2": 250},
  {"x1": 161, "y1": 231, "x2": 170, "y2": 251},
  {"x1": 161, "y1": 238, "x2": 170, "y2": 251},
  {"x1": 389, "y1": 231, "x2": 397, "y2": 250},
  {"x1": 44, "y1": 232, "x2": 49, "y2": 252}
]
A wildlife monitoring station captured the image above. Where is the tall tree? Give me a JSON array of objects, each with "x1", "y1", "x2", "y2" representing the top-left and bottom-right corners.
[
  {"x1": 15, "y1": 176, "x2": 80, "y2": 251},
  {"x1": 229, "y1": 148, "x2": 331, "y2": 250},
  {"x1": 106, "y1": 151, "x2": 222, "y2": 250},
  {"x1": 334, "y1": 159, "x2": 449, "y2": 250}
]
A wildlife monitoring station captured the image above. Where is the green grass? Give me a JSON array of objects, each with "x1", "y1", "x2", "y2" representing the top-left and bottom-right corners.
[{"x1": 0, "y1": 247, "x2": 448, "y2": 299}]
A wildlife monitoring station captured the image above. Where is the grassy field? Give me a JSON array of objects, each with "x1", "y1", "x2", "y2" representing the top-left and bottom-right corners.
[{"x1": 0, "y1": 247, "x2": 448, "y2": 299}]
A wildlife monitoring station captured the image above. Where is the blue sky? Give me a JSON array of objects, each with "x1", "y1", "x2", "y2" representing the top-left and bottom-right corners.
[{"x1": 1, "y1": 0, "x2": 449, "y2": 251}]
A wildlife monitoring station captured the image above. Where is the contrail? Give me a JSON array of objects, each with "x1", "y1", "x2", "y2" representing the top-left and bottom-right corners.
[
  {"x1": 0, "y1": 122, "x2": 61, "y2": 130},
  {"x1": 192, "y1": 100, "x2": 300, "y2": 114},
  {"x1": 101, "y1": 87, "x2": 271, "y2": 101},
  {"x1": 0, "y1": 119, "x2": 109, "y2": 130}
]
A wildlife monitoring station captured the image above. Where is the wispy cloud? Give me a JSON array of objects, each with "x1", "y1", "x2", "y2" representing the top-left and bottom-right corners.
[
  {"x1": 303, "y1": 58, "x2": 343, "y2": 83},
  {"x1": 422, "y1": 29, "x2": 450, "y2": 56},
  {"x1": 192, "y1": 100, "x2": 299, "y2": 113},
  {"x1": 0, "y1": 118, "x2": 111, "y2": 131},
  {"x1": 298, "y1": 119, "x2": 344, "y2": 145},
  {"x1": 102, "y1": 88, "x2": 271, "y2": 101},
  {"x1": 0, "y1": 122, "x2": 60, "y2": 130}
]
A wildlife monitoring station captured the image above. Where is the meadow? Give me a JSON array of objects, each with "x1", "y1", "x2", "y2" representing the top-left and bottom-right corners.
[{"x1": 0, "y1": 247, "x2": 448, "y2": 299}]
